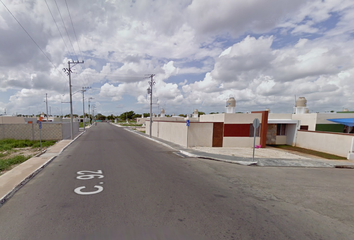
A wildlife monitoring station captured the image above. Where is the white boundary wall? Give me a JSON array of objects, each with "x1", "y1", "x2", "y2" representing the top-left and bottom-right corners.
[
  {"x1": 188, "y1": 123, "x2": 213, "y2": 147},
  {"x1": 146, "y1": 120, "x2": 213, "y2": 147},
  {"x1": 295, "y1": 131, "x2": 353, "y2": 157}
]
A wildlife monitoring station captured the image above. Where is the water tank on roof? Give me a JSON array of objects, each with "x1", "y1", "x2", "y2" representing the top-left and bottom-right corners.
[
  {"x1": 295, "y1": 97, "x2": 309, "y2": 114},
  {"x1": 226, "y1": 97, "x2": 236, "y2": 113},
  {"x1": 160, "y1": 109, "x2": 165, "y2": 117},
  {"x1": 193, "y1": 109, "x2": 198, "y2": 118},
  {"x1": 296, "y1": 97, "x2": 307, "y2": 107}
]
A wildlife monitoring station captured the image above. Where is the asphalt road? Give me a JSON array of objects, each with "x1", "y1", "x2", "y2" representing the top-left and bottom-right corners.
[{"x1": 0, "y1": 122, "x2": 354, "y2": 240}]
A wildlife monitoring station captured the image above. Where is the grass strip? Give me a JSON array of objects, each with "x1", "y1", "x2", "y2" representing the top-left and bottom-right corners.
[
  {"x1": 269, "y1": 145, "x2": 346, "y2": 160},
  {"x1": 0, "y1": 139, "x2": 56, "y2": 151},
  {"x1": 0, "y1": 155, "x2": 31, "y2": 172}
]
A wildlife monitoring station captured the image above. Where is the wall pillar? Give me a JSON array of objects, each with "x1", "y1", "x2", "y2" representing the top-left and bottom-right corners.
[{"x1": 251, "y1": 111, "x2": 269, "y2": 148}]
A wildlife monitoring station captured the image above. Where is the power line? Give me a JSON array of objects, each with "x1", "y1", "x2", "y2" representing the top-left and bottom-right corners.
[
  {"x1": 65, "y1": 0, "x2": 90, "y2": 87},
  {"x1": 0, "y1": 0, "x2": 67, "y2": 81},
  {"x1": 65, "y1": 0, "x2": 82, "y2": 58},
  {"x1": 44, "y1": 0, "x2": 72, "y2": 59},
  {"x1": 53, "y1": 0, "x2": 78, "y2": 60}
]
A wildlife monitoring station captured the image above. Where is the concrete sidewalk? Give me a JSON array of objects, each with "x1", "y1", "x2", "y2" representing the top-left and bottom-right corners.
[{"x1": 121, "y1": 125, "x2": 354, "y2": 168}]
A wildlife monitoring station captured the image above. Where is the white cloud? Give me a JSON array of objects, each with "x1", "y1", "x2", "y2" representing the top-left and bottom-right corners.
[{"x1": 1, "y1": 0, "x2": 354, "y2": 115}]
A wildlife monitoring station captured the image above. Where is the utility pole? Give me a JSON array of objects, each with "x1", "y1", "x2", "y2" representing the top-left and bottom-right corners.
[
  {"x1": 92, "y1": 104, "x2": 96, "y2": 125},
  {"x1": 63, "y1": 60, "x2": 84, "y2": 139},
  {"x1": 88, "y1": 97, "x2": 94, "y2": 125},
  {"x1": 45, "y1": 93, "x2": 48, "y2": 122},
  {"x1": 81, "y1": 87, "x2": 91, "y2": 130},
  {"x1": 147, "y1": 74, "x2": 155, "y2": 138}
]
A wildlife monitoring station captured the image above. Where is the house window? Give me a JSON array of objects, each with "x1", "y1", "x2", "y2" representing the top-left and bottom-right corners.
[
  {"x1": 300, "y1": 125, "x2": 309, "y2": 130},
  {"x1": 277, "y1": 124, "x2": 286, "y2": 135}
]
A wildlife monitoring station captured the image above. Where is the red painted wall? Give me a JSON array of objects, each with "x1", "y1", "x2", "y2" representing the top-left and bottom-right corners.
[{"x1": 224, "y1": 124, "x2": 251, "y2": 137}]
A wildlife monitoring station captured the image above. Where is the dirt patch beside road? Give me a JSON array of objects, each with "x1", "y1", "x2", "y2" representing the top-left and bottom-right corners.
[{"x1": 0, "y1": 147, "x2": 43, "y2": 175}]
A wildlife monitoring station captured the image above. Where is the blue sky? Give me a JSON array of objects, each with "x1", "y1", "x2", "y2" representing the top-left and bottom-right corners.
[{"x1": 1, "y1": 0, "x2": 354, "y2": 117}]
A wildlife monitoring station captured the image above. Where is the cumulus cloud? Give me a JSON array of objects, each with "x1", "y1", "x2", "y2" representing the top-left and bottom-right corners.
[
  {"x1": 1, "y1": 0, "x2": 354, "y2": 115},
  {"x1": 186, "y1": 0, "x2": 308, "y2": 37}
]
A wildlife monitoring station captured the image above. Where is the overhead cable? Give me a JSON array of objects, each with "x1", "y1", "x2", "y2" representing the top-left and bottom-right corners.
[{"x1": 0, "y1": 0, "x2": 67, "y2": 81}]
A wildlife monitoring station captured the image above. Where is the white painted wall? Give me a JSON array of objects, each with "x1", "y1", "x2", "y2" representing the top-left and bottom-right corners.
[
  {"x1": 292, "y1": 113, "x2": 317, "y2": 130},
  {"x1": 224, "y1": 113, "x2": 262, "y2": 124},
  {"x1": 286, "y1": 124, "x2": 298, "y2": 146},
  {"x1": 269, "y1": 113, "x2": 293, "y2": 119},
  {"x1": 146, "y1": 120, "x2": 213, "y2": 148},
  {"x1": 200, "y1": 114, "x2": 225, "y2": 122},
  {"x1": 295, "y1": 131, "x2": 353, "y2": 157},
  {"x1": 223, "y1": 137, "x2": 260, "y2": 147},
  {"x1": 188, "y1": 123, "x2": 213, "y2": 147},
  {"x1": 157, "y1": 122, "x2": 188, "y2": 147}
]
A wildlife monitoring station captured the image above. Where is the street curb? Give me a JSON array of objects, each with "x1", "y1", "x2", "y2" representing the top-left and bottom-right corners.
[
  {"x1": 115, "y1": 124, "x2": 260, "y2": 166},
  {"x1": 112, "y1": 124, "x2": 177, "y2": 151},
  {"x1": 114, "y1": 125, "x2": 353, "y2": 168},
  {"x1": 0, "y1": 130, "x2": 87, "y2": 208},
  {"x1": 59, "y1": 130, "x2": 86, "y2": 154},
  {"x1": 179, "y1": 150, "x2": 258, "y2": 166}
]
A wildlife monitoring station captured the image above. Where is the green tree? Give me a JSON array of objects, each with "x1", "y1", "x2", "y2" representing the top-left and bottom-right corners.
[
  {"x1": 107, "y1": 114, "x2": 115, "y2": 121},
  {"x1": 119, "y1": 111, "x2": 135, "y2": 120},
  {"x1": 132, "y1": 113, "x2": 142, "y2": 119},
  {"x1": 96, "y1": 113, "x2": 106, "y2": 120},
  {"x1": 179, "y1": 114, "x2": 187, "y2": 117}
]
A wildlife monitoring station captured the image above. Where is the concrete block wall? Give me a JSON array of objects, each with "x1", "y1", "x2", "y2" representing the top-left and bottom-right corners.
[
  {"x1": 34, "y1": 123, "x2": 63, "y2": 140},
  {"x1": 0, "y1": 123, "x2": 76, "y2": 140},
  {"x1": 146, "y1": 120, "x2": 214, "y2": 148},
  {"x1": 188, "y1": 123, "x2": 213, "y2": 147},
  {"x1": 157, "y1": 122, "x2": 187, "y2": 147},
  {"x1": 295, "y1": 130, "x2": 353, "y2": 157},
  {"x1": 1, "y1": 124, "x2": 33, "y2": 140}
]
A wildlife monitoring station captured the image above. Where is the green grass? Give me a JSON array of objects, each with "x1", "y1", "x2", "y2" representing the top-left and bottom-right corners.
[
  {"x1": 0, "y1": 155, "x2": 31, "y2": 172},
  {"x1": 269, "y1": 145, "x2": 346, "y2": 160},
  {"x1": 0, "y1": 139, "x2": 57, "y2": 173},
  {"x1": 79, "y1": 122, "x2": 89, "y2": 128},
  {"x1": 31, "y1": 140, "x2": 57, "y2": 148},
  {"x1": 0, "y1": 139, "x2": 57, "y2": 151}
]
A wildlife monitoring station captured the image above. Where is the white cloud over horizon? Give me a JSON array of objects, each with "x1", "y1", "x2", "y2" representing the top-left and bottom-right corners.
[{"x1": 1, "y1": 0, "x2": 354, "y2": 116}]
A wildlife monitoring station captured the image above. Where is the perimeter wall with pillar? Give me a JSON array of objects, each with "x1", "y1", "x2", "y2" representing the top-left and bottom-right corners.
[{"x1": 145, "y1": 112, "x2": 267, "y2": 148}]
